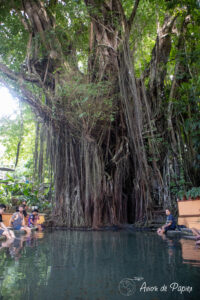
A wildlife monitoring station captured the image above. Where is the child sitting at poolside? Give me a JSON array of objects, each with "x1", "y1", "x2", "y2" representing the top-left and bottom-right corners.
[
  {"x1": 0, "y1": 204, "x2": 15, "y2": 239},
  {"x1": 9, "y1": 205, "x2": 31, "y2": 234},
  {"x1": 28, "y1": 209, "x2": 42, "y2": 231},
  {"x1": 157, "y1": 208, "x2": 176, "y2": 235}
]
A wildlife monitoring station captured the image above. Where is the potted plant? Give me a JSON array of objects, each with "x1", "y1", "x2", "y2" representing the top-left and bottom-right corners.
[
  {"x1": 177, "y1": 187, "x2": 200, "y2": 201},
  {"x1": 185, "y1": 187, "x2": 200, "y2": 200}
]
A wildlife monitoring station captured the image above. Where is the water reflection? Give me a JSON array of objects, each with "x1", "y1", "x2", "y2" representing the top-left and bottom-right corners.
[
  {"x1": 0, "y1": 231, "x2": 49, "y2": 300},
  {"x1": 158, "y1": 234, "x2": 176, "y2": 264},
  {"x1": 180, "y1": 238, "x2": 200, "y2": 267},
  {"x1": 0, "y1": 232, "x2": 44, "y2": 259},
  {"x1": 158, "y1": 232, "x2": 200, "y2": 268},
  {"x1": 0, "y1": 230, "x2": 200, "y2": 300}
]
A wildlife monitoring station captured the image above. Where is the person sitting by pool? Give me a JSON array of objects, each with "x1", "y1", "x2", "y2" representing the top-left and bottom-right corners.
[
  {"x1": 9, "y1": 205, "x2": 31, "y2": 234},
  {"x1": 0, "y1": 204, "x2": 15, "y2": 239},
  {"x1": 157, "y1": 209, "x2": 176, "y2": 235},
  {"x1": 28, "y1": 209, "x2": 42, "y2": 231}
]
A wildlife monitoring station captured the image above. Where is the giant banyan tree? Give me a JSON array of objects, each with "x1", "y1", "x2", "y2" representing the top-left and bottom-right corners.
[{"x1": 0, "y1": 0, "x2": 200, "y2": 227}]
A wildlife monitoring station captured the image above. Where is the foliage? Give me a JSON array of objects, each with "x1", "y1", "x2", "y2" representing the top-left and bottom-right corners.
[
  {"x1": 178, "y1": 186, "x2": 200, "y2": 200},
  {"x1": 0, "y1": 3, "x2": 28, "y2": 70},
  {"x1": 56, "y1": 78, "x2": 117, "y2": 130},
  {"x1": 0, "y1": 103, "x2": 35, "y2": 167},
  {"x1": 185, "y1": 187, "x2": 200, "y2": 199},
  {"x1": 0, "y1": 174, "x2": 52, "y2": 211}
]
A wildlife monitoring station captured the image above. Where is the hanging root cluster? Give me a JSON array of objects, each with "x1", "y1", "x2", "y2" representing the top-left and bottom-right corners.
[{"x1": 0, "y1": 0, "x2": 199, "y2": 228}]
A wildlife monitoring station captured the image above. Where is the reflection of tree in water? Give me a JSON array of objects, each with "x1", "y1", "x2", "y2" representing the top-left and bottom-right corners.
[
  {"x1": 9, "y1": 236, "x2": 26, "y2": 260},
  {"x1": 42, "y1": 230, "x2": 131, "y2": 299},
  {"x1": 0, "y1": 232, "x2": 49, "y2": 300},
  {"x1": 35, "y1": 231, "x2": 178, "y2": 298},
  {"x1": 158, "y1": 234, "x2": 177, "y2": 281},
  {"x1": 0, "y1": 231, "x2": 176, "y2": 299},
  {"x1": 0, "y1": 230, "x2": 199, "y2": 299},
  {"x1": 0, "y1": 230, "x2": 134, "y2": 299}
]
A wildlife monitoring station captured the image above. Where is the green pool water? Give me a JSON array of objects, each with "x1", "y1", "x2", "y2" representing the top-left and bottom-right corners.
[{"x1": 0, "y1": 230, "x2": 200, "y2": 300}]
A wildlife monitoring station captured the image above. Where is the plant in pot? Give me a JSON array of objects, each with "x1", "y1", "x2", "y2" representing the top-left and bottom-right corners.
[
  {"x1": 185, "y1": 187, "x2": 200, "y2": 200},
  {"x1": 177, "y1": 187, "x2": 200, "y2": 201},
  {"x1": 177, "y1": 190, "x2": 187, "y2": 201}
]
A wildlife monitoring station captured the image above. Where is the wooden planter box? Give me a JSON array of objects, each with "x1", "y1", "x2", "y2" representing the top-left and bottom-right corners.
[
  {"x1": 178, "y1": 198, "x2": 200, "y2": 230},
  {"x1": 2, "y1": 213, "x2": 46, "y2": 227}
]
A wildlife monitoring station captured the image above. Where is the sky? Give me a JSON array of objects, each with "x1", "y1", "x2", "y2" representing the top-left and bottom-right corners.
[
  {"x1": 0, "y1": 86, "x2": 19, "y2": 119},
  {"x1": 0, "y1": 86, "x2": 20, "y2": 158}
]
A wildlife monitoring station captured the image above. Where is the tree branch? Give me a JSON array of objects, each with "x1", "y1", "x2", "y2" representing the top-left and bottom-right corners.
[
  {"x1": 142, "y1": 14, "x2": 177, "y2": 80},
  {"x1": 0, "y1": 62, "x2": 43, "y2": 86},
  {"x1": 0, "y1": 77, "x2": 50, "y2": 117},
  {"x1": 116, "y1": 0, "x2": 128, "y2": 31},
  {"x1": 127, "y1": 0, "x2": 140, "y2": 31},
  {"x1": 0, "y1": 63, "x2": 19, "y2": 82},
  {"x1": 0, "y1": 64, "x2": 53, "y2": 121},
  {"x1": 0, "y1": 63, "x2": 75, "y2": 132}
]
